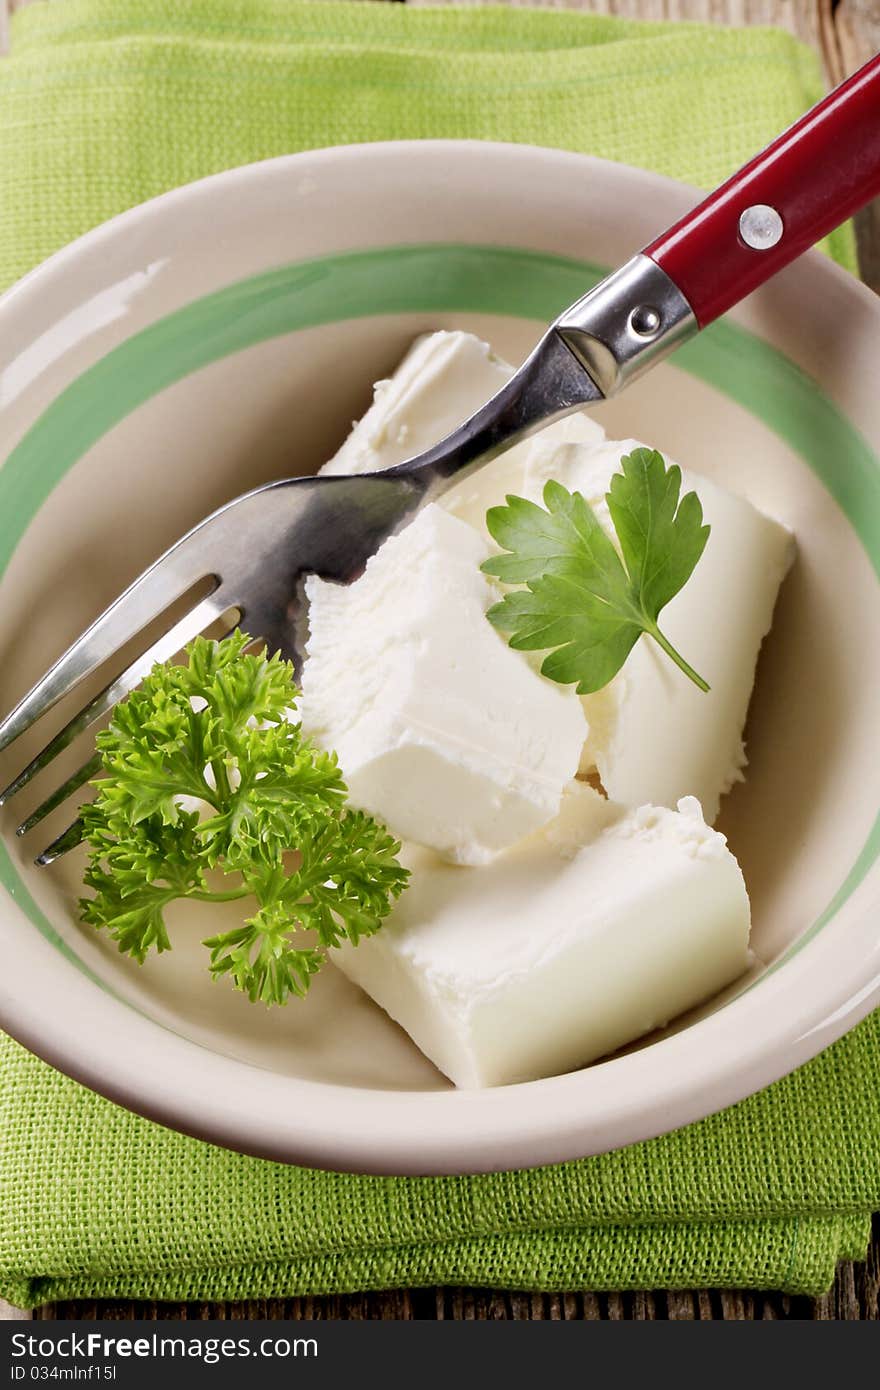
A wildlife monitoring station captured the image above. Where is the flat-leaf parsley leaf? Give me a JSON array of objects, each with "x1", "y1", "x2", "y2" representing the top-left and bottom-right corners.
[
  {"x1": 481, "y1": 448, "x2": 710, "y2": 694},
  {"x1": 80, "y1": 632, "x2": 409, "y2": 1005}
]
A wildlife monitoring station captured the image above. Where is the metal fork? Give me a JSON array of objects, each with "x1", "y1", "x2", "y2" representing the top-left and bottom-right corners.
[
  {"x1": 0, "y1": 257, "x2": 693, "y2": 862},
  {"x1": 7, "y1": 39, "x2": 880, "y2": 863}
]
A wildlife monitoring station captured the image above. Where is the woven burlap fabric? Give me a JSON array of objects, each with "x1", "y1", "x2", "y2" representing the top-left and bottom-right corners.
[{"x1": 0, "y1": 0, "x2": 875, "y2": 1306}]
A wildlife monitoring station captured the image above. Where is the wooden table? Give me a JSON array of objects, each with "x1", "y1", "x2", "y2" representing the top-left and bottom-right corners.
[{"x1": 1, "y1": 0, "x2": 878, "y2": 1323}]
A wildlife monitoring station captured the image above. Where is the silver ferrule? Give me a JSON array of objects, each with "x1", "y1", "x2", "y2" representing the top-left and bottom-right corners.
[{"x1": 553, "y1": 253, "x2": 697, "y2": 398}]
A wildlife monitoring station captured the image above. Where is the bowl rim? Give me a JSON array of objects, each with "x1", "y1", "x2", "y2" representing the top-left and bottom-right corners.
[{"x1": 1, "y1": 140, "x2": 878, "y2": 1174}]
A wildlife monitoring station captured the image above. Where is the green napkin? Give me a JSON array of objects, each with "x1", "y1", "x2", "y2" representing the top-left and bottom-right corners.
[{"x1": 0, "y1": 0, "x2": 875, "y2": 1308}]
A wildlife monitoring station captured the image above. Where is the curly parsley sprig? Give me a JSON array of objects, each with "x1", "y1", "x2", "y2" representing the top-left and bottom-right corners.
[
  {"x1": 481, "y1": 448, "x2": 711, "y2": 695},
  {"x1": 80, "y1": 632, "x2": 408, "y2": 1005}
]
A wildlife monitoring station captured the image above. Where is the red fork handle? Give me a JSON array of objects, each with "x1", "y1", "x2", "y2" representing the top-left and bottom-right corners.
[{"x1": 643, "y1": 52, "x2": 880, "y2": 327}]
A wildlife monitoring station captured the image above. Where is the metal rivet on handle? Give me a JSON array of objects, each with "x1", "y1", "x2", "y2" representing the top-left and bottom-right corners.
[
  {"x1": 739, "y1": 204, "x2": 784, "y2": 250},
  {"x1": 629, "y1": 304, "x2": 662, "y2": 337}
]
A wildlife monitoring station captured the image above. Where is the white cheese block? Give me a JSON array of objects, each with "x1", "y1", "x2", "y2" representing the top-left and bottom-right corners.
[
  {"x1": 333, "y1": 786, "x2": 751, "y2": 1088},
  {"x1": 320, "y1": 330, "x2": 605, "y2": 538},
  {"x1": 321, "y1": 330, "x2": 515, "y2": 475},
  {"x1": 299, "y1": 503, "x2": 588, "y2": 864},
  {"x1": 521, "y1": 437, "x2": 795, "y2": 821}
]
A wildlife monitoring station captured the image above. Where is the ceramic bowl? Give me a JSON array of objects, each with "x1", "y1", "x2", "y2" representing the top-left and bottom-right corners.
[{"x1": 1, "y1": 143, "x2": 878, "y2": 1174}]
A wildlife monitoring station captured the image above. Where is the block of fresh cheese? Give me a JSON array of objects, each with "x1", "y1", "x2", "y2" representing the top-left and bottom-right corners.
[
  {"x1": 521, "y1": 436, "x2": 794, "y2": 822},
  {"x1": 333, "y1": 785, "x2": 751, "y2": 1088},
  {"x1": 320, "y1": 329, "x2": 605, "y2": 538},
  {"x1": 298, "y1": 503, "x2": 588, "y2": 864}
]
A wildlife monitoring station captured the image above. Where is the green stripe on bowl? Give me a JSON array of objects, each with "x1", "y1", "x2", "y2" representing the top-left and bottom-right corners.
[{"x1": 1, "y1": 244, "x2": 878, "y2": 986}]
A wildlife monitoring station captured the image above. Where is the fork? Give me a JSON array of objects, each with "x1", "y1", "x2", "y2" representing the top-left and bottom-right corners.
[{"x1": 3, "y1": 49, "x2": 880, "y2": 864}]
